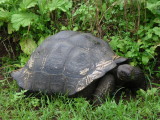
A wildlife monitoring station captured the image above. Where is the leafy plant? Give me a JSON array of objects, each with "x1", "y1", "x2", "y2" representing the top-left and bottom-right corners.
[
  {"x1": 19, "y1": 38, "x2": 37, "y2": 55},
  {"x1": 137, "y1": 88, "x2": 159, "y2": 100},
  {"x1": 11, "y1": 13, "x2": 38, "y2": 31},
  {"x1": 73, "y1": 3, "x2": 96, "y2": 31},
  {"x1": 109, "y1": 33, "x2": 156, "y2": 66},
  {"x1": 0, "y1": 0, "x2": 159, "y2": 79},
  {"x1": 109, "y1": 0, "x2": 160, "y2": 69},
  {"x1": 0, "y1": 0, "x2": 72, "y2": 58},
  {"x1": 11, "y1": 90, "x2": 27, "y2": 103}
]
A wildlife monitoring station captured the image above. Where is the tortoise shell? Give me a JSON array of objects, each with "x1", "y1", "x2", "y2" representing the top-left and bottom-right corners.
[{"x1": 11, "y1": 31, "x2": 127, "y2": 95}]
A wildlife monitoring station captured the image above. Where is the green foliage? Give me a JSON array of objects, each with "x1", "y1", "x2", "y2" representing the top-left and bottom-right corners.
[
  {"x1": 37, "y1": 35, "x2": 48, "y2": 46},
  {"x1": 153, "y1": 27, "x2": 160, "y2": 36},
  {"x1": 155, "y1": 67, "x2": 160, "y2": 78},
  {"x1": 48, "y1": 0, "x2": 72, "y2": 14},
  {"x1": 109, "y1": 0, "x2": 160, "y2": 69},
  {"x1": 13, "y1": 53, "x2": 30, "y2": 67},
  {"x1": 109, "y1": 33, "x2": 156, "y2": 66},
  {"x1": 0, "y1": 0, "x2": 159, "y2": 77},
  {"x1": 11, "y1": 13, "x2": 38, "y2": 31},
  {"x1": 137, "y1": 88, "x2": 159, "y2": 100},
  {"x1": 73, "y1": 3, "x2": 96, "y2": 31},
  {"x1": 11, "y1": 90, "x2": 28, "y2": 102},
  {"x1": 0, "y1": 9, "x2": 10, "y2": 21},
  {"x1": 20, "y1": 38, "x2": 37, "y2": 55},
  {"x1": 19, "y1": 0, "x2": 38, "y2": 10},
  {"x1": 147, "y1": 0, "x2": 160, "y2": 17},
  {"x1": 0, "y1": 0, "x2": 72, "y2": 56}
]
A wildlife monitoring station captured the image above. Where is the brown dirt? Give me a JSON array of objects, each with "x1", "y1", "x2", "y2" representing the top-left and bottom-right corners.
[
  {"x1": 0, "y1": 74, "x2": 4, "y2": 80},
  {"x1": 0, "y1": 29, "x2": 19, "y2": 59},
  {"x1": 0, "y1": 42, "x2": 8, "y2": 57},
  {"x1": 0, "y1": 29, "x2": 9, "y2": 58}
]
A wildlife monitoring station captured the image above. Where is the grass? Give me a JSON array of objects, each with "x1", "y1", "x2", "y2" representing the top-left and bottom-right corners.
[
  {"x1": 0, "y1": 72, "x2": 160, "y2": 120},
  {"x1": 0, "y1": 58, "x2": 160, "y2": 120}
]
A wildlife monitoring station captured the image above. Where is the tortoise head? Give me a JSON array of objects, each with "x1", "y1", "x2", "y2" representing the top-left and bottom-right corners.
[{"x1": 117, "y1": 64, "x2": 144, "y2": 82}]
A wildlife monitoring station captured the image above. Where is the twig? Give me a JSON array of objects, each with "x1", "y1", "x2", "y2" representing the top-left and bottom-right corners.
[
  {"x1": 27, "y1": 24, "x2": 31, "y2": 35},
  {"x1": 137, "y1": 0, "x2": 141, "y2": 30},
  {"x1": 0, "y1": 37, "x2": 9, "y2": 44},
  {"x1": 8, "y1": 38, "x2": 15, "y2": 58},
  {"x1": 2, "y1": 41, "x2": 11, "y2": 57},
  {"x1": 124, "y1": 0, "x2": 128, "y2": 31}
]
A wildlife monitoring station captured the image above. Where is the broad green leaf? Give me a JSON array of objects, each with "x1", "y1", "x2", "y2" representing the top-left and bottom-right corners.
[
  {"x1": 102, "y1": 3, "x2": 106, "y2": 12},
  {"x1": 38, "y1": 0, "x2": 49, "y2": 14},
  {"x1": 48, "y1": 0, "x2": 72, "y2": 13},
  {"x1": 73, "y1": 26, "x2": 78, "y2": 31},
  {"x1": 126, "y1": 51, "x2": 135, "y2": 58},
  {"x1": 49, "y1": 0, "x2": 65, "y2": 11},
  {"x1": 11, "y1": 13, "x2": 38, "y2": 31},
  {"x1": 61, "y1": 26, "x2": 67, "y2": 31},
  {"x1": 0, "y1": 0, "x2": 9, "y2": 4},
  {"x1": 142, "y1": 55, "x2": 149, "y2": 65},
  {"x1": 147, "y1": 1, "x2": 160, "y2": 15},
  {"x1": 19, "y1": 55, "x2": 29, "y2": 66},
  {"x1": 152, "y1": 35, "x2": 159, "y2": 41},
  {"x1": 20, "y1": 0, "x2": 38, "y2": 10},
  {"x1": 37, "y1": 36, "x2": 48, "y2": 46},
  {"x1": 109, "y1": 37, "x2": 119, "y2": 50},
  {"x1": 20, "y1": 38, "x2": 37, "y2": 55},
  {"x1": 154, "y1": 18, "x2": 160, "y2": 23},
  {"x1": 146, "y1": 46, "x2": 156, "y2": 55},
  {"x1": 146, "y1": 33, "x2": 152, "y2": 39},
  {"x1": 153, "y1": 27, "x2": 160, "y2": 37},
  {"x1": 130, "y1": 61, "x2": 137, "y2": 66},
  {"x1": 0, "y1": 10, "x2": 10, "y2": 21}
]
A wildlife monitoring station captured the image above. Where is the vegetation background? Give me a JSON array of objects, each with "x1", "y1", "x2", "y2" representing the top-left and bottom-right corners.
[{"x1": 0, "y1": 0, "x2": 160, "y2": 119}]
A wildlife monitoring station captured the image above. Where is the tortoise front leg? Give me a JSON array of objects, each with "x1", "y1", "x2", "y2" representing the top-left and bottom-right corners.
[{"x1": 93, "y1": 73, "x2": 115, "y2": 105}]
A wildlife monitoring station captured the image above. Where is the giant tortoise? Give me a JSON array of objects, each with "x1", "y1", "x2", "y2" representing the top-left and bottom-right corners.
[{"x1": 11, "y1": 31, "x2": 146, "y2": 104}]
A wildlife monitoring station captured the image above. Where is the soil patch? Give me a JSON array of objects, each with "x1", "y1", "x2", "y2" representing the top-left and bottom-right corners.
[{"x1": 0, "y1": 74, "x2": 4, "y2": 80}]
